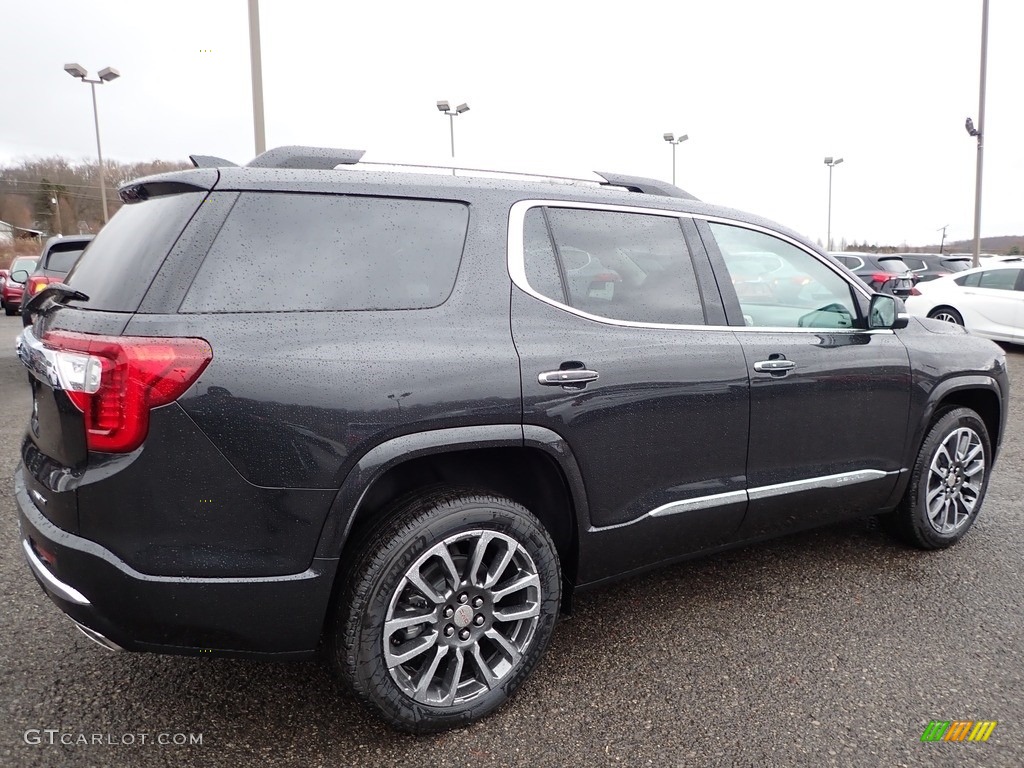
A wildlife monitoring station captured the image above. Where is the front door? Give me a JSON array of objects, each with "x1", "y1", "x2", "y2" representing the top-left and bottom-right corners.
[{"x1": 700, "y1": 220, "x2": 912, "y2": 539}]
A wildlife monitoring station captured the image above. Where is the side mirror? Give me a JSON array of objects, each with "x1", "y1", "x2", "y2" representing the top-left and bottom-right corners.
[
  {"x1": 868, "y1": 293, "x2": 909, "y2": 330},
  {"x1": 10, "y1": 269, "x2": 29, "y2": 284}
]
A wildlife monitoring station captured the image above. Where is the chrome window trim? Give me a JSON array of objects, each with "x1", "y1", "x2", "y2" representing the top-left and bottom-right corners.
[
  {"x1": 590, "y1": 469, "x2": 901, "y2": 532},
  {"x1": 507, "y1": 199, "x2": 878, "y2": 334}
]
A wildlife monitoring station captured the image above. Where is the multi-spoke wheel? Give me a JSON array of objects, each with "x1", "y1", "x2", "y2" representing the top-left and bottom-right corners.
[
  {"x1": 330, "y1": 489, "x2": 560, "y2": 732},
  {"x1": 928, "y1": 306, "x2": 964, "y2": 325},
  {"x1": 885, "y1": 407, "x2": 991, "y2": 549}
]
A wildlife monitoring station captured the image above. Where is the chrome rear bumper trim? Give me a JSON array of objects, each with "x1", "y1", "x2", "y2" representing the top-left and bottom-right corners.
[
  {"x1": 22, "y1": 538, "x2": 90, "y2": 606},
  {"x1": 72, "y1": 620, "x2": 123, "y2": 652}
]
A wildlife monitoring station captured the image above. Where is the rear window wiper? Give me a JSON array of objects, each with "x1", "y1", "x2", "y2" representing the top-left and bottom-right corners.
[{"x1": 23, "y1": 283, "x2": 90, "y2": 317}]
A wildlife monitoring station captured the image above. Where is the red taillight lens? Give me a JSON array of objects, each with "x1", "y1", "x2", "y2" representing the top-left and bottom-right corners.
[
  {"x1": 909, "y1": 287, "x2": 922, "y2": 296},
  {"x1": 42, "y1": 331, "x2": 212, "y2": 453},
  {"x1": 29, "y1": 276, "x2": 54, "y2": 295},
  {"x1": 870, "y1": 272, "x2": 898, "y2": 284}
]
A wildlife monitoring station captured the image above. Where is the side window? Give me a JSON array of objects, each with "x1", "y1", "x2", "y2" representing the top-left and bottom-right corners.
[
  {"x1": 955, "y1": 272, "x2": 981, "y2": 287},
  {"x1": 709, "y1": 223, "x2": 859, "y2": 329},
  {"x1": 181, "y1": 193, "x2": 469, "y2": 312},
  {"x1": 543, "y1": 208, "x2": 705, "y2": 325},
  {"x1": 522, "y1": 208, "x2": 566, "y2": 303},
  {"x1": 977, "y1": 269, "x2": 1020, "y2": 291},
  {"x1": 835, "y1": 255, "x2": 861, "y2": 270}
]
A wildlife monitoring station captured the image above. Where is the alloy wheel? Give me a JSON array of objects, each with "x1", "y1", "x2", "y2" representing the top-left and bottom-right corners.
[
  {"x1": 383, "y1": 530, "x2": 541, "y2": 706},
  {"x1": 925, "y1": 427, "x2": 985, "y2": 534}
]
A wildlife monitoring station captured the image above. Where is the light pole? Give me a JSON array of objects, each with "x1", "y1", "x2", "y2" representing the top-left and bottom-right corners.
[
  {"x1": 663, "y1": 133, "x2": 688, "y2": 185},
  {"x1": 436, "y1": 100, "x2": 470, "y2": 168},
  {"x1": 64, "y1": 63, "x2": 119, "y2": 224},
  {"x1": 50, "y1": 196, "x2": 63, "y2": 235},
  {"x1": 965, "y1": 0, "x2": 989, "y2": 268},
  {"x1": 824, "y1": 156, "x2": 844, "y2": 251},
  {"x1": 248, "y1": 0, "x2": 266, "y2": 155}
]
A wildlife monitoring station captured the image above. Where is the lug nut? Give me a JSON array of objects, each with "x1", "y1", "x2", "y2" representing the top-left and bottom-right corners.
[
  {"x1": 444, "y1": 625, "x2": 454, "y2": 637},
  {"x1": 472, "y1": 596, "x2": 484, "y2": 608},
  {"x1": 474, "y1": 615, "x2": 485, "y2": 626},
  {"x1": 443, "y1": 606, "x2": 454, "y2": 618},
  {"x1": 459, "y1": 629, "x2": 471, "y2": 640},
  {"x1": 458, "y1": 593, "x2": 469, "y2": 604}
]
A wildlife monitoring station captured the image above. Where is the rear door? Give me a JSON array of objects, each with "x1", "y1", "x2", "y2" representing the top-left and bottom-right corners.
[
  {"x1": 509, "y1": 201, "x2": 750, "y2": 578},
  {"x1": 955, "y1": 268, "x2": 1024, "y2": 339},
  {"x1": 700, "y1": 220, "x2": 911, "y2": 539}
]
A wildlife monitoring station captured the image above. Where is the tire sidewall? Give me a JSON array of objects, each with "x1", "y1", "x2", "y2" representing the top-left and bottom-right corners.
[
  {"x1": 906, "y1": 408, "x2": 990, "y2": 548},
  {"x1": 345, "y1": 497, "x2": 561, "y2": 732}
]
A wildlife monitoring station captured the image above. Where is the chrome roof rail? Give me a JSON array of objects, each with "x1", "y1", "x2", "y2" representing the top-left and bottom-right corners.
[{"x1": 593, "y1": 171, "x2": 698, "y2": 200}]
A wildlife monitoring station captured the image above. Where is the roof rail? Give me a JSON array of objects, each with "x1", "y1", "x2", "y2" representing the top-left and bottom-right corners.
[
  {"x1": 593, "y1": 171, "x2": 698, "y2": 200},
  {"x1": 356, "y1": 159, "x2": 603, "y2": 186},
  {"x1": 247, "y1": 146, "x2": 365, "y2": 170},
  {"x1": 189, "y1": 154, "x2": 238, "y2": 169}
]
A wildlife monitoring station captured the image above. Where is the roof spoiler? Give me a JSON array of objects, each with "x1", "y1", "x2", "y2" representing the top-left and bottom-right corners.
[{"x1": 190, "y1": 154, "x2": 238, "y2": 169}]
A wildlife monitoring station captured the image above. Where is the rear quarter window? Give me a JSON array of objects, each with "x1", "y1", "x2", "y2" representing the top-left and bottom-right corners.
[
  {"x1": 180, "y1": 193, "x2": 469, "y2": 312},
  {"x1": 66, "y1": 192, "x2": 206, "y2": 311}
]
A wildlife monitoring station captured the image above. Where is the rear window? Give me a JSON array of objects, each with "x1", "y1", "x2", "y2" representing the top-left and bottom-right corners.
[
  {"x1": 876, "y1": 257, "x2": 912, "y2": 273},
  {"x1": 44, "y1": 244, "x2": 88, "y2": 274},
  {"x1": 942, "y1": 258, "x2": 972, "y2": 272},
  {"x1": 66, "y1": 192, "x2": 206, "y2": 311},
  {"x1": 10, "y1": 257, "x2": 37, "y2": 274},
  {"x1": 180, "y1": 193, "x2": 469, "y2": 312}
]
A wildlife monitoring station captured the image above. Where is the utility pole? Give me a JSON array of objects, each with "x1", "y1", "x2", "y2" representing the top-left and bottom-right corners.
[
  {"x1": 968, "y1": 0, "x2": 989, "y2": 268},
  {"x1": 937, "y1": 225, "x2": 948, "y2": 255}
]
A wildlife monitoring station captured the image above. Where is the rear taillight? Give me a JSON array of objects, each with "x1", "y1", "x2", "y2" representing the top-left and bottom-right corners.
[
  {"x1": 41, "y1": 331, "x2": 212, "y2": 453},
  {"x1": 28, "y1": 276, "x2": 55, "y2": 295},
  {"x1": 870, "y1": 272, "x2": 899, "y2": 284},
  {"x1": 909, "y1": 287, "x2": 922, "y2": 296}
]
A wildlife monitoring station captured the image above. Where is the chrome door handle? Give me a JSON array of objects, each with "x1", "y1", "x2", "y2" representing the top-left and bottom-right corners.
[
  {"x1": 538, "y1": 369, "x2": 600, "y2": 386},
  {"x1": 753, "y1": 359, "x2": 797, "y2": 373}
]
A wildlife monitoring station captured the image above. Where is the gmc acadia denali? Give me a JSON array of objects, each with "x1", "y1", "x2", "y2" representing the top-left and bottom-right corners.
[{"x1": 13, "y1": 146, "x2": 1008, "y2": 732}]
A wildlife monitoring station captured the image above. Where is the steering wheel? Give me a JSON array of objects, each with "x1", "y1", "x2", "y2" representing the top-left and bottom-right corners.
[{"x1": 798, "y1": 302, "x2": 852, "y2": 328}]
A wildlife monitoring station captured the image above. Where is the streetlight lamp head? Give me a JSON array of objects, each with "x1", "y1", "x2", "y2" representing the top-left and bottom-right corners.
[
  {"x1": 456, "y1": 103, "x2": 470, "y2": 114},
  {"x1": 679, "y1": 134, "x2": 689, "y2": 143},
  {"x1": 965, "y1": 117, "x2": 979, "y2": 136},
  {"x1": 824, "y1": 156, "x2": 833, "y2": 165},
  {"x1": 98, "y1": 66, "x2": 120, "y2": 82},
  {"x1": 663, "y1": 133, "x2": 675, "y2": 142},
  {"x1": 436, "y1": 100, "x2": 450, "y2": 112},
  {"x1": 64, "y1": 63, "x2": 88, "y2": 79},
  {"x1": 834, "y1": 157, "x2": 844, "y2": 165}
]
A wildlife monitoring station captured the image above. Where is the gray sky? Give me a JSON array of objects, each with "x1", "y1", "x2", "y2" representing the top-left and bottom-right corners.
[{"x1": 2, "y1": 1, "x2": 1020, "y2": 248}]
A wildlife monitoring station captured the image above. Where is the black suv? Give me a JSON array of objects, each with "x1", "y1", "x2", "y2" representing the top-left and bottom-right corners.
[
  {"x1": 830, "y1": 252, "x2": 919, "y2": 297},
  {"x1": 14, "y1": 147, "x2": 1008, "y2": 733}
]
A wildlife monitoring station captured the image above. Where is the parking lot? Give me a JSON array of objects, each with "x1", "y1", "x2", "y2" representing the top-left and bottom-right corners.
[{"x1": 0, "y1": 311, "x2": 1022, "y2": 767}]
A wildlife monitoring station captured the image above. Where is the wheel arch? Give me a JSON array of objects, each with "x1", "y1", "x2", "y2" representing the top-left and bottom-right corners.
[{"x1": 314, "y1": 425, "x2": 589, "y2": 590}]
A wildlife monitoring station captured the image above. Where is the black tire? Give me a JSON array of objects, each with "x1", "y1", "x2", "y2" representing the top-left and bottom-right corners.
[
  {"x1": 329, "y1": 487, "x2": 561, "y2": 733},
  {"x1": 886, "y1": 407, "x2": 991, "y2": 549},
  {"x1": 928, "y1": 306, "x2": 964, "y2": 325},
  {"x1": 4, "y1": 304, "x2": 16, "y2": 316}
]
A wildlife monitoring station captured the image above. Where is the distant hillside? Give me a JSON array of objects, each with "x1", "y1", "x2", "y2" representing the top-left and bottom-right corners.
[{"x1": 922, "y1": 235, "x2": 1024, "y2": 255}]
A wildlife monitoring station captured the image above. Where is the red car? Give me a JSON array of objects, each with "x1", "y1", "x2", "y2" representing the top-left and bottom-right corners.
[{"x1": 2, "y1": 256, "x2": 38, "y2": 315}]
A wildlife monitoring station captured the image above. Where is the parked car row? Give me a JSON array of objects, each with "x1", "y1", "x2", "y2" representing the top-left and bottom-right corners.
[
  {"x1": 905, "y1": 258, "x2": 1024, "y2": 343},
  {"x1": 2, "y1": 235, "x2": 93, "y2": 317}
]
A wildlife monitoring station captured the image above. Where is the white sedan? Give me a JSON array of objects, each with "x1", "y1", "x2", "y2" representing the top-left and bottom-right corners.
[{"x1": 904, "y1": 260, "x2": 1024, "y2": 343}]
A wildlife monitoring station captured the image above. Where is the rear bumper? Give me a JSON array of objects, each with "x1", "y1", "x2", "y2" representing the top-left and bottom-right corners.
[{"x1": 14, "y1": 467, "x2": 339, "y2": 658}]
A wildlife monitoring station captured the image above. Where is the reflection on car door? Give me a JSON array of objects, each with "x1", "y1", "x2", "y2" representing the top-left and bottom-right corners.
[{"x1": 701, "y1": 220, "x2": 912, "y2": 539}]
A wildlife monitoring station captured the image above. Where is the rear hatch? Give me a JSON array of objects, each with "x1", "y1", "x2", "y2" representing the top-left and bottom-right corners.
[
  {"x1": 873, "y1": 256, "x2": 917, "y2": 297},
  {"x1": 17, "y1": 174, "x2": 215, "y2": 533}
]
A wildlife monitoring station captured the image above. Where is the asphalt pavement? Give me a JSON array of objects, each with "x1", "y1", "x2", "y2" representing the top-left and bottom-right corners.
[{"x1": 1, "y1": 312, "x2": 1022, "y2": 767}]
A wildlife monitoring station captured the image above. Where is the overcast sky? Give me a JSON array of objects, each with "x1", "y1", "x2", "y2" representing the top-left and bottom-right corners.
[{"x1": 1, "y1": 1, "x2": 1020, "y2": 248}]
